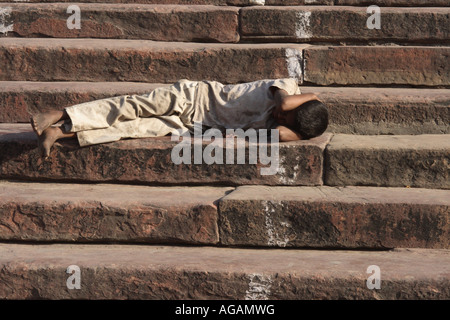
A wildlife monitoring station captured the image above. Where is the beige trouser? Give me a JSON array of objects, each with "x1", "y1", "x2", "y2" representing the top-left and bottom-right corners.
[{"x1": 64, "y1": 80, "x2": 198, "y2": 146}]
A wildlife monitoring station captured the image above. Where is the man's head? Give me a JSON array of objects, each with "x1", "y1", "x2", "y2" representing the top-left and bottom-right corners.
[
  {"x1": 276, "y1": 99, "x2": 329, "y2": 139},
  {"x1": 293, "y1": 100, "x2": 328, "y2": 139}
]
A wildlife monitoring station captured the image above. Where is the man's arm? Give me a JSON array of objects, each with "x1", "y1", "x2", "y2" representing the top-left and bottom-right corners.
[
  {"x1": 276, "y1": 125, "x2": 302, "y2": 142},
  {"x1": 272, "y1": 88, "x2": 319, "y2": 115}
]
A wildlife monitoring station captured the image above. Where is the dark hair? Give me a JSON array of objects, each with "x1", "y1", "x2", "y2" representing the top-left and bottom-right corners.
[{"x1": 293, "y1": 100, "x2": 328, "y2": 139}]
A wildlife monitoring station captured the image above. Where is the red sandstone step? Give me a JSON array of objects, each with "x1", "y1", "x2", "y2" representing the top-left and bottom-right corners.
[
  {"x1": 0, "y1": 181, "x2": 231, "y2": 244},
  {"x1": 3, "y1": 4, "x2": 448, "y2": 43},
  {"x1": 219, "y1": 185, "x2": 450, "y2": 249},
  {"x1": 1, "y1": 1, "x2": 447, "y2": 6},
  {"x1": 1, "y1": 39, "x2": 448, "y2": 86},
  {"x1": 325, "y1": 134, "x2": 450, "y2": 189},
  {"x1": 2, "y1": 4, "x2": 240, "y2": 43},
  {"x1": 317, "y1": 87, "x2": 450, "y2": 135},
  {"x1": 2, "y1": 181, "x2": 448, "y2": 248},
  {"x1": 1, "y1": 243, "x2": 449, "y2": 299},
  {"x1": 1, "y1": 81, "x2": 448, "y2": 135},
  {"x1": 303, "y1": 46, "x2": 450, "y2": 87},
  {"x1": 241, "y1": 6, "x2": 450, "y2": 43},
  {"x1": 0, "y1": 123, "x2": 331, "y2": 186},
  {"x1": 1, "y1": 124, "x2": 449, "y2": 189},
  {"x1": 336, "y1": 0, "x2": 450, "y2": 6},
  {"x1": 2, "y1": 124, "x2": 449, "y2": 189},
  {"x1": 0, "y1": 81, "x2": 165, "y2": 122},
  {"x1": 0, "y1": 1, "x2": 333, "y2": 6},
  {"x1": 0, "y1": 38, "x2": 306, "y2": 83}
]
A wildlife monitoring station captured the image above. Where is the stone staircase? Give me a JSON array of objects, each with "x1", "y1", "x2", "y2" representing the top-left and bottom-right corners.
[{"x1": 0, "y1": 0, "x2": 449, "y2": 300}]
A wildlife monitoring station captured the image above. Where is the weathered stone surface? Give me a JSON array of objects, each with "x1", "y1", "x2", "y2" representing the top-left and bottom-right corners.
[
  {"x1": 241, "y1": 7, "x2": 450, "y2": 43},
  {"x1": 305, "y1": 87, "x2": 450, "y2": 135},
  {"x1": 0, "y1": 81, "x2": 166, "y2": 123},
  {"x1": 2, "y1": 82, "x2": 449, "y2": 135},
  {"x1": 325, "y1": 134, "x2": 450, "y2": 189},
  {"x1": 252, "y1": 0, "x2": 333, "y2": 4},
  {"x1": 2, "y1": 0, "x2": 445, "y2": 5},
  {"x1": 0, "y1": 244, "x2": 449, "y2": 299},
  {"x1": 304, "y1": 46, "x2": 450, "y2": 87},
  {"x1": 0, "y1": 181, "x2": 231, "y2": 244},
  {"x1": 219, "y1": 186, "x2": 450, "y2": 249},
  {"x1": 4, "y1": 4, "x2": 240, "y2": 43},
  {"x1": 0, "y1": 0, "x2": 334, "y2": 5},
  {"x1": 336, "y1": 0, "x2": 450, "y2": 6},
  {"x1": 0, "y1": 38, "x2": 306, "y2": 83},
  {"x1": 0, "y1": 124, "x2": 331, "y2": 186}
]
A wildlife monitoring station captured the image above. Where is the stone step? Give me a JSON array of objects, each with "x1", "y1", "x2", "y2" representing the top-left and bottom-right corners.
[
  {"x1": 241, "y1": 6, "x2": 450, "y2": 43},
  {"x1": 1, "y1": 125, "x2": 449, "y2": 189},
  {"x1": 0, "y1": 1, "x2": 331, "y2": 6},
  {"x1": 0, "y1": 181, "x2": 231, "y2": 244},
  {"x1": 336, "y1": 0, "x2": 449, "y2": 6},
  {"x1": 1, "y1": 39, "x2": 448, "y2": 86},
  {"x1": 0, "y1": 38, "x2": 306, "y2": 83},
  {"x1": 2, "y1": 4, "x2": 240, "y2": 43},
  {"x1": 326, "y1": 134, "x2": 450, "y2": 189},
  {"x1": 1, "y1": 81, "x2": 449, "y2": 135},
  {"x1": 2, "y1": 181, "x2": 448, "y2": 248},
  {"x1": 1, "y1": 1, "x2": 448, "y2": 7},
  {"x1": 219, "y1": 185, "x2": 449, "y2": 249},
  {"x1": 303, "y1": 46, "x2": 450, "y2": 87},
  {"x1": 0, "y1": 124, "x2": 331, "y2": 186},
  {"x1": 1, "y1": 243, "x2": 449, "y2": 299},
  {"x1": 0, "y1": 81, "x2": 165, "y2": 123},
  {"x1": 2, "y1": 4, "x2": 448, "y2": 44}
]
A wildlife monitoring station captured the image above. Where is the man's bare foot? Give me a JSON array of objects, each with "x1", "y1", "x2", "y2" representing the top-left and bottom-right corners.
[
  {"x1": 38, "y1": 126, "x2": 76, "y2": 158},
  {"x1": 31, "y1": 110, "x2": 66, "y2": 136}
]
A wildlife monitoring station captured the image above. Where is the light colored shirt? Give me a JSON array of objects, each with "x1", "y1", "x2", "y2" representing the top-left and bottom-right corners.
[{"x1": 192, "y1": 78, "x2": 301, "y2": 130}]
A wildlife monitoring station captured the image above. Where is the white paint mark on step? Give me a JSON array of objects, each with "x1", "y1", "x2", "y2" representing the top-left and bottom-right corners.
[
  {"x1": 285, "y1": 48, "x2": 303, "y2": 81},
  {"x1": 0, "y1": 7, "x2": 13, "y2": 34},
  {"x1": 245, "y1": 274, "x2": 272, "y2": 300},
  {"x1": 248, "y1": 0, "x2": 265, "y2": 5},
  {"x1": 295, "y1": 11, "x2": 312, "y2": 40},
  {"x1": 264, "y1": 201, "x2": 290, "y2": 247}
]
